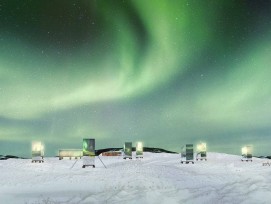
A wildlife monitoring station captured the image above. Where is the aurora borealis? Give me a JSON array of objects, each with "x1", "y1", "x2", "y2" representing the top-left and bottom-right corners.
[{"x1": 1, "y1": 0, "x2": 271, "y2": 157}]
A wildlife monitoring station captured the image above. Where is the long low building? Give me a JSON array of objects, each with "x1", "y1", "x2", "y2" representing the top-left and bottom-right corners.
[
  {"x1": 101, "y1": 151, "x2": 122, "y2": 156},
  {"x1": 59, "y1": 149, "x2": 83, "y2": 160}
]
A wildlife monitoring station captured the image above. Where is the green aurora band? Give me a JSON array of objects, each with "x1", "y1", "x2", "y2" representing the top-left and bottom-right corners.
[{"x1": 0, "y1": 0, "x2": 271, "y2": 157}]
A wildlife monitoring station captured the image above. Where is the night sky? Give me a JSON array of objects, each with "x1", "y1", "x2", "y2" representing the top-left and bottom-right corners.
[{"x1": 1, "y1": 0, "x2": 271, "y2": 157}]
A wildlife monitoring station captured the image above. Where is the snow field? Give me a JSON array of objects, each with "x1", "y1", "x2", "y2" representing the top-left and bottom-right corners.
[{"x1": 0, "y1": 152, "x2": 270, "y2": 204}]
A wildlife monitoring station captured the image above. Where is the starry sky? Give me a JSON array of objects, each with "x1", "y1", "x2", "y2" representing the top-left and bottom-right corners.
[{"x1": 1, "y1": 0, "x2": 271, "y2": 157}]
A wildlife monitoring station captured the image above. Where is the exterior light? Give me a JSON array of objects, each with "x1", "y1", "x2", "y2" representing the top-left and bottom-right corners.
[
  {"x1": 197, "y1": 143, "x2": 206, "y2": 152},
  {"x1": 196, "y1": 142, "x2": 207, "y2": 161},
  {"x1": 242, "y1": 147, "x2": 247, "y2": 155},
  {"x1": 31, "y1": 141, "x2": 44, "y2": 163},
  {"x1": 136, "y1": 142, "x2": 143, "y2": 159},
  {"x1": 241, "y1": 145, "x2": 252, "y2": 162},
  {"x1": 32, "y1": 141, "x2": 42, "y2": 151}
]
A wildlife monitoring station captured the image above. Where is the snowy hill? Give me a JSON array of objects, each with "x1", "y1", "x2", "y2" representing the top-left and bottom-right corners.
[{"x1": 0, "y1": 152, "x2": 270, "y2": 204}]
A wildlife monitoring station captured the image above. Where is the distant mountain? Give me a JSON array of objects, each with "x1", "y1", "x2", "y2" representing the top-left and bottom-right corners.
[
  {"x1": 0, "y1": 155, "x2": 6, "y2": 160},
  {"x1": 0, "y1": 155, "x2": 27, "y2": 160},
  {"x1": 256, "y1": 156, "x2": 271, "y2": 160},
  {"x1": 0, "y1": 155, "x2": 8, "y2": 160},
  {"x1": 95, "y1": 147, "x2": 178, "y2": 156}
]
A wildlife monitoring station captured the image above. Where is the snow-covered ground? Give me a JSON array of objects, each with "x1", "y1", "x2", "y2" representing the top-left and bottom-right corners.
[{"x1": 0, "y1": 152, "x2": 270, "y2": 204}]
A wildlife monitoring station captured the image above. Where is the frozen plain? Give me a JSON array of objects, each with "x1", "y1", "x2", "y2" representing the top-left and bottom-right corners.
[{"x1": 0, "y1": 152, "x2": 271, "y2": 204}]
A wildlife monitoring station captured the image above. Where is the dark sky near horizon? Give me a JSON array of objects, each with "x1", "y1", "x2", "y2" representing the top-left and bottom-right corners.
[{"x1": 1, "y1": 0, "x2": 271, "y2": 157}]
